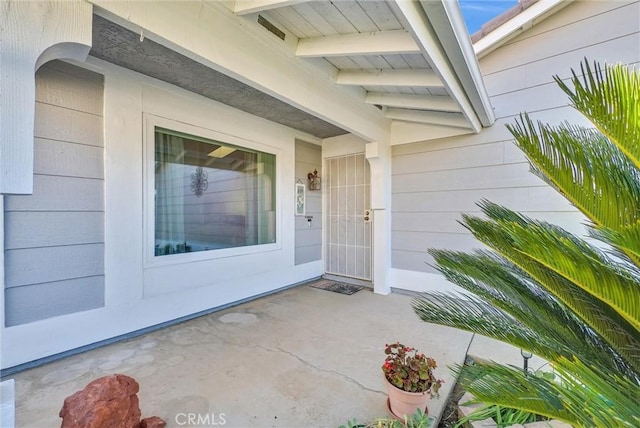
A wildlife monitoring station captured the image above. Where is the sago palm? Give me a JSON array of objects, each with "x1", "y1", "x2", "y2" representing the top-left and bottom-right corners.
[{"x1": 412, "y1": 60, "x2": 640, "y2": 427}]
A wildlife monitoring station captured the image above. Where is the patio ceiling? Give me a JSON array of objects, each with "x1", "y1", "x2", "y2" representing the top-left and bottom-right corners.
[
  {"x1": 89, "y1": 0, "x2": 494, "y2": 143},
  {"x1": 230, "y1": 0, "x2": 495, "y2": 138}
]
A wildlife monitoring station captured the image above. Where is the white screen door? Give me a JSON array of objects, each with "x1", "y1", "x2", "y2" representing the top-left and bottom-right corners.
[{"x1": 325, "y1": 153, "x2": 372, "y2": 280}]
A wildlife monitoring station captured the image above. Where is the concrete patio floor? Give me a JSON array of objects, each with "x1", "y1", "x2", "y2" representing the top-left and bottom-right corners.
[{"x1": 7, "y1": 281, "x2": 520, "y2": 427}]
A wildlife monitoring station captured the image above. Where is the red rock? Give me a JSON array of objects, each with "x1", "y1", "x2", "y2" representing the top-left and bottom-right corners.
[
  {"x1": 140, "y1": 416, "x2": 167, "y2": 428},
  {"x1": 59, "y1": 374, "x2": 141, "y2": 428}
]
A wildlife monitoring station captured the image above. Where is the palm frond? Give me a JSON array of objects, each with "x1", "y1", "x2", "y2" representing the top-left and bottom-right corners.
[
  {"x1": 556, "y1": 60, "x2": 640, "y2": 170},
  {"x1": 462, "y1": 209, "x2": 640, "y2": 375},
  {"x1": 412, "y1": 293, "x2": 561, "y2": 360},
  {"x1": 457, "y1": 359, "x2": 640, "y2": 427},
  {"x1": 595, "y1": 221, "x2": 640, "y2": 261},
  {"x1": 506, "y1": 117, "x2": 640, "y2": 233},
  {"x1": 427, "y1": 249, "x2": 634, "y2": 375},
  {"x1": 477, "y1": 201, "x2": 640, "y2": 331}
]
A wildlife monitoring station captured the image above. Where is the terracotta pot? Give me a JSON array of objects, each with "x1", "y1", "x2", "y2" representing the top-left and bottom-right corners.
[{"x1": 384, "y1": 377, "x2": 429, "y2": 420}]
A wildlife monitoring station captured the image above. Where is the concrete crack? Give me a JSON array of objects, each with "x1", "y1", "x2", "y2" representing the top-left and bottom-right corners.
[{"x1": 271, "y1": 346, "x2": 387, "y2": 396}]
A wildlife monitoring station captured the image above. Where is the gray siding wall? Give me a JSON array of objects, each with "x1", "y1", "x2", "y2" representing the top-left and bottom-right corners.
[
  {"x1": 4, "y1": 61, "x2": 105, "y2": 326},
  {"x1": 294, "y1": 140, "x2": 322, "y2": 265},
  {"x1": 391, "y1": 1, "x2": 640, "y2": 273}
]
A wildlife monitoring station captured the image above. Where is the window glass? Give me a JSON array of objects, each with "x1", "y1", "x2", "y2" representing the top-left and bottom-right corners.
[{"x1": 154, "y1": 127, "x2": 276, "y2": 256}]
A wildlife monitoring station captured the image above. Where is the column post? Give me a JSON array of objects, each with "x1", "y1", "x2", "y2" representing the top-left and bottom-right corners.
[{"x1": 365, "y1": 141, "x2": 392, "y2": 295}]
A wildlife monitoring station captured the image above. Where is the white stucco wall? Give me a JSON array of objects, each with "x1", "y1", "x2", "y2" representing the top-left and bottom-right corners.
[
  {"x1": 389, "y1": 0, "x2": 640, "y2": 293},
  {"x1": 1, "y1": 55, "x2": 324, "y2": 369}
]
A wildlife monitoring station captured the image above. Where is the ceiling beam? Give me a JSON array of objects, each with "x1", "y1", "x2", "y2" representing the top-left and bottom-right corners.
[
  {"x1": 385, "y1": 108, "x2": 470, "y2": 128},
  {"x1": 336, "y1": 69, "x2": 443, "y2": 88},
  {"x1": 233, "y1": 0, "x2": 308, "y2": 15},
  {"x1": 365, "y1": 92, "x2": 460, "y2": 112},
  {"x1": 296, "y1": 30, "x2": 420, "y2": 57},
  {"x1": 391, "y1": 0, "x2": 482, "y2": 132},
  {"x1": 91, "y1": 1, "x2": 390, "y2": 144}
]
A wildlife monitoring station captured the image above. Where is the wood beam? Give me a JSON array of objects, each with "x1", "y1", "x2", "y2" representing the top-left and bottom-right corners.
[
  {"x1": 336, "y1": 69, "x2": 443, "y2": 88},
  {"x1": 391, "y1": 0, "x2": 482, "y2": 132},
  {"x1": 91, "y1": 1, "x2": 390, "y2": 143},
  {"x1": 365, "y1": 92, "x2": 460, "y2": 112},
  {"x1": 296, "y1": 30, "x2": 419, "y2": 57},
  {"x1": 385, "y1": 108, "x2": 470, "y2": 128},
  {"x1": 233, "y1": 0, "x2": 308, "y2": 15}
]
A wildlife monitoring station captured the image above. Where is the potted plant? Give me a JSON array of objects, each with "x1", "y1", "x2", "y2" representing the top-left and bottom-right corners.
[{"x1": 382, "y1": 342, "x2": 443, "y2": 419}]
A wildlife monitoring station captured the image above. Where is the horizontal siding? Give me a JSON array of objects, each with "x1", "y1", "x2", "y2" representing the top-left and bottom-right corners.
[
  {"x1": 34, "y1": 103, "x2": 104, "y2": 147},
  {"x1": 34, "y1": 138, "x2": 104, "y2": 179},
  {"x1": 5, "y1": 276, "x2": 104, "y2": 326},
  {"x1": 35, "y1": 65, "x2": 104, "y2": 115},
  {"x1": 4, "y1": 212, "x2": 104, "y2": 250},
  {"x1": 5, "y1": 244, "x2": 105, "y2": 288},
  {"x1": 295, "y1": 140, "x2": 322, "y2": 265},
  {"x1": 393, "y1": 185, "x2": 573, "y2": 214},
  {"x1": 4, "y1": 175, "x2": 104, "y2": 212},
  {"x1": 393, "y1": 162, "x2": 540, "y2": 193},
  {"x1": 484, "y1": 34, "x2": 640, "y2": 97},
  {"x1": 481, "y1": 1, "x2": 639, "y2": 75},
  {"x1": 390, "y1": 1, "x2": 636, "y2": 273},
  {"x1": 295, "y1": 245, "x2": 322, "y2": 265},
  {"x1": 4, "y1": 61, "x2": 105, "y2": 326},
  {"x1": 394, "y1": 141, "x2": 508, "y2": 173}
]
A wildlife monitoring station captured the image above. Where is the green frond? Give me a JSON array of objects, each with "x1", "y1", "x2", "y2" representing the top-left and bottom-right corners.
[
  {"x1": 412, "y1": 293, "x2": 561, "y2": 360},
  {"x1": 556, "y1": 60, "x2": 640, "y2": 170},
  {"x1": 427, "y1": 248, "x2": 633, "y2": 374},
  {"x1": 455, "y1": 362, "x2": 577, "y2": 425},
  {"x1": 412, "y1": 60, "x2": 640, "y2": 426},
  {"x1": 457, "y1": 359, "x2": 640, "y2": 427},
  {"x1": 476, "y1": 201, "x2": 640, "y2": 331},
  {"x1": 552, "y1": 357, "x2": 640, "y2": 425},
  {"x1": 506, "y1": 117, "x2": 640, "y2": 233},
  {"x1": 462, "y1": 208, "x2": 640, "y2": 376},
  {"x1": 595, "y1": 221, "x2": 640, "y2": 261}
]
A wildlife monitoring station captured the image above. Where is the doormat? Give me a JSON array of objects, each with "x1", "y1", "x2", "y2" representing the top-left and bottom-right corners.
[{"x1": 310, "y1": 280, "x2": 363, "y2": 295}]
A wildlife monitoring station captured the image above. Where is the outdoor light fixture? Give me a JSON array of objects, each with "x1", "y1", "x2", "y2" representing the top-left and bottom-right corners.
[
  {"x1": 307, "y1": 169, "x2": 321, "y2": 190},
  {"x1": 521, "y1": 349, "x2": 533, "y2": 375}
]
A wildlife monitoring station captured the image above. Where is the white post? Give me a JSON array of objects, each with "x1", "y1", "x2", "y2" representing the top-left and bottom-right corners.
[{"x1": 366, "y1": 142, "x2": 392, "y2": 295}]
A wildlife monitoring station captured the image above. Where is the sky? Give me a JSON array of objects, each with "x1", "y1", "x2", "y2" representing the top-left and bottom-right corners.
[{"x1": 458, "y1": 0, "x2": 519, "y2": 34}]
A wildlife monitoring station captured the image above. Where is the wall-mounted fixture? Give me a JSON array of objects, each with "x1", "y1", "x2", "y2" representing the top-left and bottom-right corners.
[
  {"x1": 307, "y1": 169, "x2": 321, "y2": 190},
  {"x1": 295, "y1": 180, "x2": 305, "y2": 216}
]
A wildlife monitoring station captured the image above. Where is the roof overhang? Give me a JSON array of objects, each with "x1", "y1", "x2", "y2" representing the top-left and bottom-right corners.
[
  {"x1": 89, "y1": 0, "x2": 496, "y2": 145},
  {"x1": 472, "y1": 0, "x2": 574, "y2": 59}
]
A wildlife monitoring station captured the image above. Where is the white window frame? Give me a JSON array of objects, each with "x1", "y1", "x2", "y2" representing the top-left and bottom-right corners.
[{"x1": 143, "y1": 114, "x2": 281, "y2": 268}]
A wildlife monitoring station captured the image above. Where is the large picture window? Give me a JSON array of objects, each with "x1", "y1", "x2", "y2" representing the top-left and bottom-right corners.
[{"x1": 154, "y1": 127, "x2": 276, "y2": 256}]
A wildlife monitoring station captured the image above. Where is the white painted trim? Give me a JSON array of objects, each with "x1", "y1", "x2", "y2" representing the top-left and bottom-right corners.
[
  {"x1": 436, "y1": 0, "x2": 496, "y2": 126},
  {"x1": 233, "y1": 0, "x2": 309, "y2": 15},
  {"x1": 1, "y1": 56, "x2": 325, "y2": 369},
  {"x1": 366, "y1": 92, "x2": 460, "y2": 112},
  {"x1": 0, "y1": 0, "x2": 93, "y2": 194},
  {"x1": 336, "y1": 69, "x2": 443, "y2": 88},
  {"x1": 90, "y1": 1, "x2": 390, "y2": 144},
  {"x1": 322, "y1": 134, "x2": 368, "y2": 159},
  {"x1": 366, "y1": 142, "x2": 392, "y2": 295},
  {"x1": 296, "y1": 30, "x2": 420, "y2": 57},
  {"x1": 385, "y1": 108, "x2": 470, "y2": 128},
  {"x1": 390, "y1": 120, "x2": 475, "y2": 145},
  {"x1": 473, "y1": 0, "x2": 573, "y2": 59},
  {"x1": 142, "y1": 114, "x2": 282, "y2": 270},
  {"x1": 391, "y1": 0, "x2": 482, "y2": 133}
]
